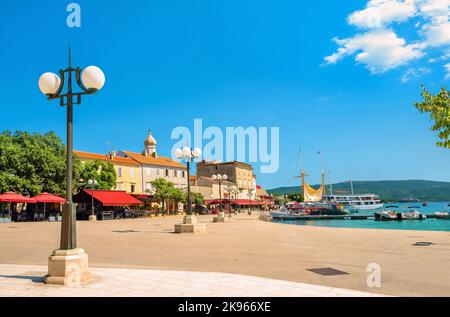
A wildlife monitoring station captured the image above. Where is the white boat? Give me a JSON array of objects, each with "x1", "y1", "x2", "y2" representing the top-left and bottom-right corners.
[
  {"x1": 434, "y1": 211, "x2": 449, "y2": 219},
  {"x1": 322, "y1": 194, "x2": 383, "y2": 211},
  {"x1": 397, "y1": 210, "x2": 426, "y2": 220},
  {"x1": 374, "y1": 210, "x2": 397, "y2": 221}
]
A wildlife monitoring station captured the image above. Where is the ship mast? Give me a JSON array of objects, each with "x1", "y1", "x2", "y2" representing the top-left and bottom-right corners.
[
  {"x1": 300, "y1": 147, "x2": 304, "y2": 200},
  {"x1": 349, "y1": 169, "x2": 354, "y2": 195},
  {"x1": 328, "y1": 170, "x2": 333, "y2": 195},
  {"x1": 319, "y1": 150, "x2": 326, "y2": 195}
]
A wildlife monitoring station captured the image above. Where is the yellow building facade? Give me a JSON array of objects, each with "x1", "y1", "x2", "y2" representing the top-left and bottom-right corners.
[{"x1": 74, "y1": 150, "x2": 144, "y2": 194}]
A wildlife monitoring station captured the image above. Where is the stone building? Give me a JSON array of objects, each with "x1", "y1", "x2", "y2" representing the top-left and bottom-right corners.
[{"x1": 196, "y1": 160, "x2": 257, "y2": 200}]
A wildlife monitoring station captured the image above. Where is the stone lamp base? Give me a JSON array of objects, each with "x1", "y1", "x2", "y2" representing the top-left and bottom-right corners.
[
  {"x1": 43, "y1": 248, "x2": 93, "y2": 286},
  {"x1": 88, "y1": 215, "x2": 97, "y2": 222},
  {"x1": 213, "y1": 212, "x2": 226, "y2": 223},
  {"x1": 174, "y1": 215, "x2": 206, "y2": 234}
]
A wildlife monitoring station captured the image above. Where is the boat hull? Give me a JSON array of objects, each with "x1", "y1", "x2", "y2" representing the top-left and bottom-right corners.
[{"x1": 350, "y1": 203, "x2": 384, "y2": 211}]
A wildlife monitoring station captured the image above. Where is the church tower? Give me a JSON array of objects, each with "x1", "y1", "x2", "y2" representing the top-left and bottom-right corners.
[{"x1": 143, "y1": 129, "x2": 157, "y2": 157}]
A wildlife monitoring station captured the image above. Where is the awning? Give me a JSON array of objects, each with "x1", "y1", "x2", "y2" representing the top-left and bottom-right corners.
[
  {"x1": 31, "y1": 193, "x2": 66, "y2": 203},
  {"x1": 233, "y1": 199, "x2": 261, "y2": 206},
  {"x1": 0, "y1": 192, "x2": 36, "y2": 203},
  {"x1": 204, "y1": 199, "x2": 231, "y2": 205},
  {"x1": 82, "y1": 190, "x2": 143, "y2": 206},
  {"x1": 205, "y1": 199, "x2": 262, "y2": 206},
  {"x1": 132, "y1": 194, "x2": 152, "y2": 202}
]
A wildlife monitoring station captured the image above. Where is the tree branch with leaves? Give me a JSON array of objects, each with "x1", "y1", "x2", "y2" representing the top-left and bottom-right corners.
[{"x1": 414, "y1": 85, "x2": 450, "y2": 149}]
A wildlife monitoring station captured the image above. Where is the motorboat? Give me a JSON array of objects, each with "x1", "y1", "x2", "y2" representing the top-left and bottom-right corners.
[
  {"x1": 397, "y1": 210, "x2": 426, "y2": 220},
  {"x1": 434, "y1": 211, "x2": 449, "y2": 219},
  {"x1": 374, "y1": 210, "x2": 397, "y2": 221}
]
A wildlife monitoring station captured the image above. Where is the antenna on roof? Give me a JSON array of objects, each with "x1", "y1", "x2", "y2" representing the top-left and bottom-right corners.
[{"x1": 105, "y1": 141, "x2": 110, "y2": 154}]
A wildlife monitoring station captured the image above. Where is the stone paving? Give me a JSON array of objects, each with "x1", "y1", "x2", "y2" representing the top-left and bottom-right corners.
[{"x1": 0, "y1": 264, "x2": 385, "y2": 297}]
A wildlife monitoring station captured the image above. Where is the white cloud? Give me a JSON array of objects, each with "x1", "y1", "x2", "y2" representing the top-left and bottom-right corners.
[
  {"x1": 427, "y1": 49, "x2": 450, "y2": 63},
  {"x1": 419, "y1": 0, "x2": 450, "y2": 19},
  {"x1": 421, "y1": 20, "x2": 450, "y2": 46},
  {"x1": 401, "y1": 67, "x2": 431, "y2": 82},
  {"x1": 326, "y1": 0, "x2": 450, "y2": 79},
  {"x1": 348, "y1": 0, "x2": 416, "y2": 29},
  {"x1": 325, "y1": 29, "x2": 423, "y2": 73},
  {"x1": 418, "y1": 0, "x2": 450, "y2": 47},
  {"x1": 445, "y1": 63, "x2": 450, "y2": 79}
]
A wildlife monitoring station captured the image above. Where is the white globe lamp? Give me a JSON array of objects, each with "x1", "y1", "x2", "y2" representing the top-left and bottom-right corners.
[
  {"x1": 38, "y1": 72, "x2": 61, "y2": 96},
  {"x1": 81, "y1": 66, "x2": 105, "y2": 90}
]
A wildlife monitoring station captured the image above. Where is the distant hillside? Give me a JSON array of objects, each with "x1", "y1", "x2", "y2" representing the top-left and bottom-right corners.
[{"x1": 268, "y1": 180, "x2": 450, "y2": 202}]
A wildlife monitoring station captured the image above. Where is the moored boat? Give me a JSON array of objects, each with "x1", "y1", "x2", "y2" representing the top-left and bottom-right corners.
[
  {"x1": 396, "y1": 210, "x2": 426, "y2": 220},
  {"x1": 374, "y1": 210, "x2": 397, "y2": 221},
  {"x1": 434, "y1": 211, "x2": 449, "y2": 219}
]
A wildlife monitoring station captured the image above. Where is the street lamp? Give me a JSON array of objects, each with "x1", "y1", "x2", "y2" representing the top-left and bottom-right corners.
[
  {"x1": 224, "y1": 185, "x2": 233, "y2": 218},
  {"x1": 212, "y1": 174, "x2": 227, "y2": 222},
  {"x1": 231, "y1": 186, "x2": 239, "y2": 214},
  {"x1": 87, "y1": 179, "x2": 98, "y2": 222},
  {"x1": 173, "y1": 146, "x2": 205, "y2": 233},
  {"x1": 38, "y1": 48, "x2": 105, "y2": 285}
]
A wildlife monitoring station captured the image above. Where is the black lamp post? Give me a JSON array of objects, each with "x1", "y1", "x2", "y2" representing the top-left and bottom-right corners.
[
  {"x1": 38, "y1": 48, "x2": 105, "y2": 250},
  {"x1": 212, "y1": 174, "x2": 227, "y2": 215},
  {"x1": 87, "y1": 179, "x2": 98, "y2": 220},
  {"x1": 175, "y1": 146, "x2": 202, "y2": 216}
]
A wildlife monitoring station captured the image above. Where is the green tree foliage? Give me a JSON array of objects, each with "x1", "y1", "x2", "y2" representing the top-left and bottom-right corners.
[
  {"x1": 414, "y1": 85, "x2": 450, "y2": 149},
  {"x1": 0, "y1": 131, "x2": 81, "y2": 196},
  {"x1": 169, "y1": 186, "x2": 185, "y2": 204},
  {"x1": 78, "y1": 159, "x2": 117, "y2": 190},
  {"x1": 150, "y1": 178, "x2": 175, "y2": 212},
  {"x1": 190, "y1": 192, "x2": 205, "y2": 207}
]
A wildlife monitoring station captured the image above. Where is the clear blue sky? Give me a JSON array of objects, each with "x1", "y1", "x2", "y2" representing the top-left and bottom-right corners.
[{"x1": 0, "y1": 0, "x2": 449, "y2": 189}]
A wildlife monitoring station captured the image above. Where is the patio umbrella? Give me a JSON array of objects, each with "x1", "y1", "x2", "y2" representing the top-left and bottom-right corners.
[
  {"x1": 31, "y1": 193, "x2": 66, "y2": 220},
  {"x1": 0, "y1": 192, "x2": 37, "y2": 219}
]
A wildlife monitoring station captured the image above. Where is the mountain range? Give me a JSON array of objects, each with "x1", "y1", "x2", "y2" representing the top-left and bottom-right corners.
[{"x1": 268, "y1": 180, "x2": 450, "y2": 202}]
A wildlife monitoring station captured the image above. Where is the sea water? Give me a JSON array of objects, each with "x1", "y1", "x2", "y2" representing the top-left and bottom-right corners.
[{"x1": 273, "y1": 202, "x2": 450, "y2": 232}]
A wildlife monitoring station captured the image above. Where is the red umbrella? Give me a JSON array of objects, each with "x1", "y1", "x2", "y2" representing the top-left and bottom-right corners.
[
  {"x1": 0, "y1": 192, "x2": 36, "y2": 203},
  {"x1": 31, "y1": 193, "x2": 66, "y2": 220},
  {"x1": 0, "y1": 192, "x2": 36, "y2": 221},
  {"x1": 32, "y1": 193, "x2": 66, "y2": 203}
]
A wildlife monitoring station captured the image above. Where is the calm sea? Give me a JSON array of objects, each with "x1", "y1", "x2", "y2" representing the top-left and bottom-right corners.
[{"x1": 273, "y1": 202, "x2": 450, "y2": 232}]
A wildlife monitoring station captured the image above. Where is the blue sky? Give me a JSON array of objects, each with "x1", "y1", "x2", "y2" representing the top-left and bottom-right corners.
[{"x1": 0, "y1": 0, "x2": 449, "y2": 189}]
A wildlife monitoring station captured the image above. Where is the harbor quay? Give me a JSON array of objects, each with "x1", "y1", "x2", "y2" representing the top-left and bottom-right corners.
[{"x1": 1, "y1": 213, "x2": 449, "y2": 297}]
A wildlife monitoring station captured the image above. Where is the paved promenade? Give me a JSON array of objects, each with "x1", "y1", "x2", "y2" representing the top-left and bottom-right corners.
[
  {"x1": 0, "y1": 213, "x2": 449, "y2": 296},
  {"x1": 0, "y1": 264, "x2": 382, "y2": 297}
]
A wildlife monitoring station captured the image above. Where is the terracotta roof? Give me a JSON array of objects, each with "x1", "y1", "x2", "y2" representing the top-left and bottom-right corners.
[
  {"x1": 120, "y1": 151, "x2": 186, "y2": 169},
  {"x1": 74, "y1": 150, "x2": 139, "y2": 165},
  {"x1": 197, "y1": 160, "x2": 253, "y2": 170}
]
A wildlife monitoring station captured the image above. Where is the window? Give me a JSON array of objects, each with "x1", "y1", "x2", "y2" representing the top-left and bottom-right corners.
[
  {"x1": 146, "y1": 168, "x2": 151, "y2": 176},
  {"x1": 165, "y1": 169, "x2": 169, "y2": 177},
  {"x1": 118, "y1": 167, "x2": 122, "y2": 177},
  {"x1": 182, "y1": 171, "x2": 185, "y2": 178},
  {"x1": 131, "y1": 184, "x2": 136, "y2": 193},
  {"x1": 146, "y1": 182, "x2": 152, "y2": 190},
  {"x1": 174, "y1": 170, "x2": 178, "y2": 178},
  {"x1": 157, "y1": 169, "x2": 160, "y2": 176},
  {"x1": 130, "y1": 168, "x2": 135, "y2": 178}
]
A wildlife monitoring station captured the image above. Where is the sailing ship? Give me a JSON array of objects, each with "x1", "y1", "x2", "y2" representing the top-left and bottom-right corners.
[
  {"x1": 298, "y1": 149, "x2": 348, "y2": 215},
  {"x1": 299, "y1": 149, "x2": 383, "y2": 212}
]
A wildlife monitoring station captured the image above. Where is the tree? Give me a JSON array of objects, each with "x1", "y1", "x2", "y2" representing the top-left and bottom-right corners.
[
  {"x1": 150, "y1": 178, "x2": 174, "y2": 213},
  {"x1": 169, "y1": 187, "x2": 185, "y2": 212},
  {"x1": 0, "y1": 130, "x2": 82, "y2": 196},
  {"x1": 414, "y1": 85, "x2": 450, "y2": 149},
  {"x1": 190, "y1": 192, "x2": 205, "y2": 207},
  {"x1": 78, "y1": 159, "x2": 117, "y2": 190}
]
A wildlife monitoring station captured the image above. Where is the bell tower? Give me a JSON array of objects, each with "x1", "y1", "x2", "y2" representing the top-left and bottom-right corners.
[{"x1": 143, "y1": 129, "x2": 157, "y2": 157}]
